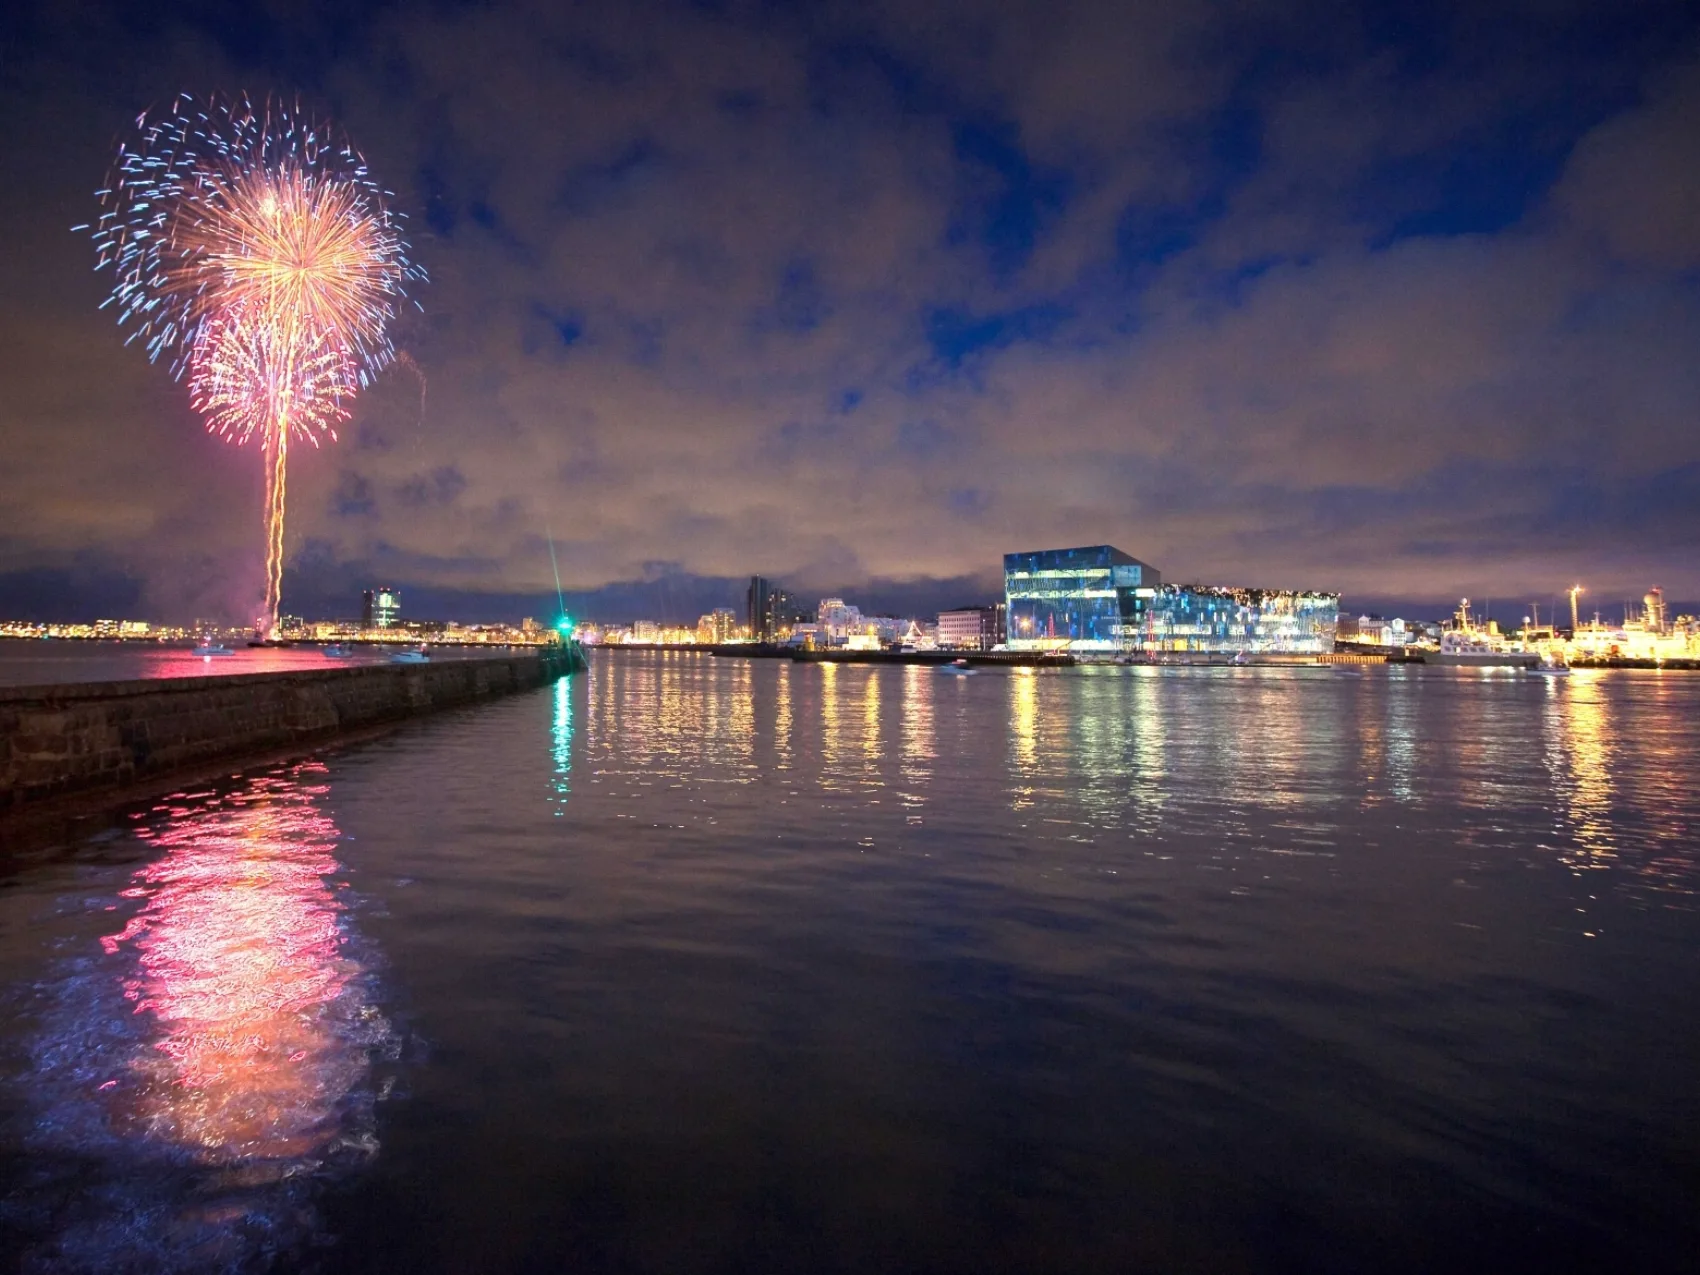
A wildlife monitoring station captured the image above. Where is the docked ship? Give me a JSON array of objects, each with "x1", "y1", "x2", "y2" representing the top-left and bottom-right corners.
[{"x1": 1423, "y1": 600, "x2": 1539, "y2": 668}]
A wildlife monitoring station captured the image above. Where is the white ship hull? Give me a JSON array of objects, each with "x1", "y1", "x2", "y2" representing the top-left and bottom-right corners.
[{"x1": 1425, "y1": 650, "x2": 1538, "y2": 667}]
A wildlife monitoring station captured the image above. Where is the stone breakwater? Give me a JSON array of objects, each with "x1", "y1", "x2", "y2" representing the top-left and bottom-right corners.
[{"x1": 0, "y1": 648, "x2": 586, "y2": 811}]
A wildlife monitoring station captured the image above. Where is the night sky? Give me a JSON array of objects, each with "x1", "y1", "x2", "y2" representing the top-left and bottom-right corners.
[{"x1": 2, "y1": 1, "x2": 1697, "y2": 625}]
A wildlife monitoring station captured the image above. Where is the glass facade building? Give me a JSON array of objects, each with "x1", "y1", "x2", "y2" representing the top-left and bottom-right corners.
[
  {"x1": 1004, "y1": 546, "x2": 1338, "y2": 654},
  {"x1": 1003, "y1": 546, "x2": 1161, "y2": 650},
  {"x1": 1125, "y1": 585, "x2": 1339, "y2": 654}
]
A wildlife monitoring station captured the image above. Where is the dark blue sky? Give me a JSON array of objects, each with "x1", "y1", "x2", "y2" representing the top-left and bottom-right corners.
[{"x1": 1, "y1": 0, "x2": 1698, "y2": 623}]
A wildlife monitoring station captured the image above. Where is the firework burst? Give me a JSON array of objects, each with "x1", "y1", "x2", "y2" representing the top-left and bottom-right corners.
[{"x1": 86, "y1": 93, "x2": 423, "y2": 635}]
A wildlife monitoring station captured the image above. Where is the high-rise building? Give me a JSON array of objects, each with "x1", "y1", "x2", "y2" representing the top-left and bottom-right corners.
[
  {"x1": 748, "y1": 577, "x2": 797, "y2": 643},
  {"x1": 747, "y1": 576, "x2": 772, "y2": 642},
  {"x1": 363, "y1": 588, "x2": 401, "y2": 629}
]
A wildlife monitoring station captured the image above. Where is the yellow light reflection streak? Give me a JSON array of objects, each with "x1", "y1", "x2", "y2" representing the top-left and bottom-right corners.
[
  {"x1": 1009, "y1": 669, "x2": 1038, "y2": 811},
  {"x1": 899, "y1": 664, "x2": 935, "y2": 818}
]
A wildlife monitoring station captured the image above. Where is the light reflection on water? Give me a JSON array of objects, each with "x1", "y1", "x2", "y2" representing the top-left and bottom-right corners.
[
  {"x1": 5, "y1": 657, "x2": 1700, "y2": 1272},
  {"x1": 4, "y1": 764, "x2": 393, "y2": 1273},
  {"x1": 898, "y1": 664, "x2": 933, "y2": 819},
  {"x1": 550, "y1": 672, "x2": 573, "y2": 812}
]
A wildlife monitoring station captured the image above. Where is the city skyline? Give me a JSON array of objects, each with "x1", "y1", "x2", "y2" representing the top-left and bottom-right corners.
[{"x1": 3, "y1": 2, "x2": 1699, "y2": 626}]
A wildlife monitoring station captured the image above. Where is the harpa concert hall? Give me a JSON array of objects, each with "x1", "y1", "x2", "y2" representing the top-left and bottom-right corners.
[{"x1": 1003, "y1": 545, "x2": 1340, "y2": 655}]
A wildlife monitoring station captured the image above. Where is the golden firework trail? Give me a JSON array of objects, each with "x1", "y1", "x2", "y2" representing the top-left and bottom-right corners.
[{"x1": 82, "y1": 93, "x2": 424, "y2": 636}]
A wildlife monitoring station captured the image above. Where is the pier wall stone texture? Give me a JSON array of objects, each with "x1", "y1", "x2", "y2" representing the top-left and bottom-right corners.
[{"x1": 0, "y1": 649, "x2": 585, "y2": 810}]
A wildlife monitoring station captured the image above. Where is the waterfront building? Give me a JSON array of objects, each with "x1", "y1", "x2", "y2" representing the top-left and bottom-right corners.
[
  {"x1": 779, "y1": 621, "x2": 817, "y2": 648},
  {"x1": 1004, "y1": 546, "x2": 1161, "y2": 649},
  {"x1": 816, "y1": 597, "x2": 864, "y2": 646},
  {"x1": 694, "y1": 607, "x2": 738, "y2": 644},
  {"x1": 1004, "y1": 545, "x2": 1337, "y2": 654},
  {"x1": 747, "y1": 577, "x2": 798, "y2": 643},
  {"x1": 937, "y1": 604, "x2": 1006, "y2": 650},
  {"x1": 1125, "y1": 585, "x2": 1340, "y2": 654},
  {"x1": 1339, "y1": 615, "x2": 1412, "y2": 647}
]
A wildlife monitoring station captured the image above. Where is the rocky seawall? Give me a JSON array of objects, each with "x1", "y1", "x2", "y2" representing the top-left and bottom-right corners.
[{"x1": 0, "y1": 646, "x2": 586, "y2": 811}]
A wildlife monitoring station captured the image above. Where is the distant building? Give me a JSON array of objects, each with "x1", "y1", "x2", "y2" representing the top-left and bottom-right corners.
[
  {"x1": 816, "y1": 597, "x2": 864, "y2": 646},
  {"x1": 521, "y1": 617, "x2": 540, "y2": 634},
  {"x1": 631, "y1": 620, "x2": 660, "y2": 643},
  {"x1": 747, "y1": 576, "x2": 774, "y2": 642},
  {"x1": 362, "y1": 588, "x2": 402, "y2": 630},
  {"x1": 937, "y1": 604, "x2": 1006, "y2": 650},
  {"x1": 867, "y1": 616, "x2": 904, "y2": 645},
  {"x1": 1004, "y1": 545, "x2": 1337, "y2": 654},
  {"x1": 747, "y1": 576, "x2": 799, "y2": 643},
  {"x1": 695, "y1": 607, "x2": 739, "y2": 644},
  {"x1": 1344, "y1": 615, "x2": 1412, "y2": 647}
]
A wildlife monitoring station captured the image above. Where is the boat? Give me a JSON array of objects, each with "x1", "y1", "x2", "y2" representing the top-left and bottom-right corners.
[
  {"x1": 1425, "y1": 630, "x2": 1539, "y2": 667},
  {"x1": 938, "y1": 658, "x2": 975, "y2": 675},
  {"x1": 323, "y1": 644, "x2": 355, "y2": 658},
  {"x1": 1529, "y1": 656, "x2": 1572, "y2": 676},
  {"x1": 1422, "y1": 599, "x2": 1539, "y2": 668},
  {"x1": 389, "y1": 648, "x2": 430, "y2": 664},
  {"x1": 191, "y1": 640, "x2": 235, "y2": 657}
]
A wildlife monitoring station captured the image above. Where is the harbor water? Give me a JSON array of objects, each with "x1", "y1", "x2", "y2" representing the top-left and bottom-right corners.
[{"x1": 2, "y1": 652, "x2": 1697, "y2": 1272}]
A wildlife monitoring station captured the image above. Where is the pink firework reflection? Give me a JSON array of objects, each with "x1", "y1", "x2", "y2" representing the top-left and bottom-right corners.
[{"x1": 101, "y1": 765, "x2": 386, "y2": 1165}]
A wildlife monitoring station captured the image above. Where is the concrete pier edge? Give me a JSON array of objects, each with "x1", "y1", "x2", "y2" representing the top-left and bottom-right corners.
[{"x1": 0, "y1": 646, "x2": 587, "y2": 821}]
